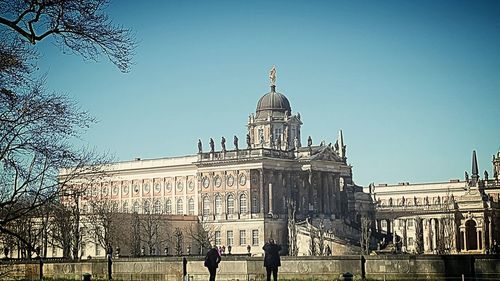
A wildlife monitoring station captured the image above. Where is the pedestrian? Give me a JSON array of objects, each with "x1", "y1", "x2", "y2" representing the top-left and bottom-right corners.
[
  {"x1": 263, "y1": 238, "x2": 281, "y2": 281},
  {"x1": 492, "y1": 240, "x2": 499, "y2": 255},
  {"x1": 204, "y1": 245, "x2": 221, "y2": 281}
]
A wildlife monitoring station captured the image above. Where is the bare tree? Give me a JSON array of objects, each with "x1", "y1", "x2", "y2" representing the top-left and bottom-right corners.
[
  {"x1": 85, "y1": 199, "x2": 123, "y2": 253},
  {"x1": 0, "y1": 80, "x2": 109, "y2": 255},
  {"x1": 129, "y1": 212, "x2": 141, "y2": 257},
  {"x1": 436, "y1": 191, "x2": 457, "y2": 254},
  {"x1": 318, "y1": 219, "x2": 325, "y2": 256},
  {"x1": 0, "y1": 0, "x2": 133, "y2": 258},
  {"x1": 173, "y1": 228, "x2": 183, "y2": 256},
  {"x1": 140, "y1": 209, "x2": 170, "y2": 255},
  {"x1": 187, "y1": 221, "x2": 219, "y2": 255},
  {"x1": 0, "y1": 0, "x2": 135, "y2": 72},
  {"x1": 360, "y1": 216, "x2": 372, "y2": 255},
  {"x1": 414, "y1": 217, "x2": 424, "y2": 254},
  {"x1": 308, "y1": 222, "x2": 317, "y2": 256},
  {"x1": 286, "y1": 199, "x2": 298, "y2": 256}
]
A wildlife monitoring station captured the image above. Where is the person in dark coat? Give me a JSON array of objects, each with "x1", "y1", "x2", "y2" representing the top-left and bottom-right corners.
[
  {"x1": 204, "y1": 245, "x2": 221, "y2": 281},
  {"x1": 262, "y1": 239, "x2": 282, "y2": 281}
]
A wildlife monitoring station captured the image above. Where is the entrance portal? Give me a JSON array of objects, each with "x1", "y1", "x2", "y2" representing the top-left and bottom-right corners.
[{"x1": 465, "y1": 220, "x2": 478, "y2": 250}]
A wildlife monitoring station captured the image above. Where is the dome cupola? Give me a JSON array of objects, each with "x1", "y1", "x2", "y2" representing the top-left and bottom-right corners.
[{"x1": 255, "y1": 66, "x2": 291, "y2": 119}]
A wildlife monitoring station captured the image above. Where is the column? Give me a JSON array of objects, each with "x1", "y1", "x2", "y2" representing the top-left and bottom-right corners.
[
  {"x1": 268, "y1": 183, "x2": 273, "y2": 215},
  {"x1": 477, "y1": 229, "x2": 482, "y2": 250},
  {"x1": 489, "y1": 217, "x2": 493, "y2": 250},
  {"x1": 482, "y1": 221, "x2": 486, "y2": 251},
  {"x1": 277, "y1": 171, "x2": 283, "y2": 214},
  {"x1": 308, "y1": 171, "x2": 313, "y2": 211},
  {"x1": 432, "y1": 219, "x2": 437, "y2": 252},
  {"x1": 462, "y1": 230, "x2": 467, "y2": 251},
  {"x1": 429, "y1": 219, "x2": 434, "y2": 252},
  {"x1": 329, "y1": 174, "x2": 336, "y2": 215},
  {"x1": 402, "y1": 219, "x2": 408, "y2": 250},
  {"x1": 259, "y1": 169, "x2": 264, "y2": 214},
  {"x1": 392, "y1": 219, "x2": 397, "y2": 245},
  {"x1": 423, "y1": 219, "x2": 429, "y2": 252},
  {"x1": 323, "y1": 173, "x2": 330, "y2": 214}
]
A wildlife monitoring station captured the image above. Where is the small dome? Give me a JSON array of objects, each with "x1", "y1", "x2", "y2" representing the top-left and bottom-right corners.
[{"x1": 256, "y1": 88, "x2": 291, "y2": 118}]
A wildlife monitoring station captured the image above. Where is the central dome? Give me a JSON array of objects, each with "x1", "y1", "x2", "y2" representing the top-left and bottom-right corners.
[{"x1": 256, "y1": 87, "x2": 291, "y2": 118}]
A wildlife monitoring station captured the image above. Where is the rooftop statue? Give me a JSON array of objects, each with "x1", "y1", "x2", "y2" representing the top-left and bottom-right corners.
[
  {"x1": 246, "y1": 133, "x2": 251, "y2": 148},
  {"x1": 269, "y1": 65, "x2": 276, "y2": 87},
  {"x1": 209, "y1": 138, "x2": 215, "y2": 153},
  {"x1": 197, "y1": 139, "x2": 202, "y2": 154},
  {"x1": 234, "y1": 135, "x2": 239, "y2": 150},
  {"x1": 221, "y1": 137, "x2": 226, "y2": 152}
]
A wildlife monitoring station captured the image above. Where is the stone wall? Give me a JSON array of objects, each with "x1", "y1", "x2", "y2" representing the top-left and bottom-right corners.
[{"x1": 2, "y1": 255, "x2": 500, "y2": 280}]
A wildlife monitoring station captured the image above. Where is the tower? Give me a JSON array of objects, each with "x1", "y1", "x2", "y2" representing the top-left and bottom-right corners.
[{"x1": 247, "y1": 67, "x2": 302, "y2": 150}]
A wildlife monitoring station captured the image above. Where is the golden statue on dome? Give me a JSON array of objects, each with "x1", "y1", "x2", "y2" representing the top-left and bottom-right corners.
[{"x1": 269, "y1": 65, "x2": 276, "y2": 86}]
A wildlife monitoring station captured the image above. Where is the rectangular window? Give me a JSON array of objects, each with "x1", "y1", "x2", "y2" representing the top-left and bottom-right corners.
[
  {"x1": 408, "y1": 237, "x2": 414, "y2": 246},
  {"x1": 407, "y1": 220, "x2": 414, "y2": 227},
  {"x1": 252, "y1": 230, "x2": 259, "y2": 246},
  {"x1": 239, "y1": 230, "x2": 246, "y2": 245},
  {"x1": 227, "y1": 230, "x2": 234, "y2": 246},
  {"x1": 215, "y1": 231, "x2": 221, "y2": 246},
  {"x1": 252, "y1": 196, "x2": 259, "y2": 213}
]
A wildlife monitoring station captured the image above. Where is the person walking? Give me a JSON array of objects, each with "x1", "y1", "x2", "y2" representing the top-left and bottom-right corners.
[
  {"x1": 204, "y1": 245, "x2": 221, "y2": 281},
  {"x1": 263, "y1": 239, "x2": 282, "y2": 281}
]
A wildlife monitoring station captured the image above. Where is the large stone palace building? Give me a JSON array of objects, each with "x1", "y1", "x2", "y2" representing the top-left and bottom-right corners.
[
  {"x1": 67, "y1": 69, "x2": 369, "y2": 257},
  {"x1": 369, "y1": 150, "x2": 500, "y2": 254}
]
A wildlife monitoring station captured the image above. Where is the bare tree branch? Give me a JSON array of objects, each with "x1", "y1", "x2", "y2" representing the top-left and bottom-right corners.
[{"x1": 0, "y1": 0, "x2": 136, "y2": 72}]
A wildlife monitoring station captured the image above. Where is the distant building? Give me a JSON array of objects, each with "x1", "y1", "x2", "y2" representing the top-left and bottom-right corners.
[{"x1": 369, "y1": 150, "x2": 500, "y2": 254}]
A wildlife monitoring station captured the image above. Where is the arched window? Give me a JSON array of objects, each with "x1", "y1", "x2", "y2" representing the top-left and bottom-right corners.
[
  {"x1": 112, "y1": 202, "x2": 119, "y2": 212},
  {"x1": 122, "y1": 202, "x2": 128, "y2": 213},
  {"x1": 227, "y1": 194, "x2": 235, "y2": 214},
  {"x1": 176, "y1": 198, "x2": 183, "y2": 215},
  {"x1": 465, "y1": 220, "x2": 478, "y2": 250},
  {"x1": 203, "y1": 196, "x2": 210, "y2": 216},
  {"x1": 239, "y1": 194, "x2": 247, "y2": 213},
  {"x1": 153, "y1": 200, "x2": 161, "y2": 214},
  {"x1": 144, "y1": 200, "x2": 151, "y2": 214},
  {"x1": 188, "y1": 198, "x2": 195, "y2": 215},
  {"x1": 165, "y1": 199, "x2": 172, "y2": 214},
  {"x1": 252, "y1": 196, "x2": 259, "y2": 213},
  {"x1": 133, "y1": 201, "x2": 140, "y2": 213},
  {"x1": 215, "y1": 195, "x2": 222, "y2": 215}
]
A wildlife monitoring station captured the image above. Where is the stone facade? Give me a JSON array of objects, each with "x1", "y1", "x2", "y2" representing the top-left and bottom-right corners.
[
  {"x1": 50, "y1": 74, "x2": 370, "y2": 258},
  {"x1": 369, "y1": 150, "x2": 500, "y2": 254}
]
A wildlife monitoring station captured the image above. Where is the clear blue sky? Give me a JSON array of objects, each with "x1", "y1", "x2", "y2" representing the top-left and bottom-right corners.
[{"x1": 36, "y1": 0, "x2": 500, "y2": 186}]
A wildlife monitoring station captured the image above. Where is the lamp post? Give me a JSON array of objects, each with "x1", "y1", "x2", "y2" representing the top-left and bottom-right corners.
[
  {"x1": 107, "y1": 245, "x2": 113, "y2": 280},
  {"x1": 36, "y1": 246, "x2": 43, "y2": 280}
]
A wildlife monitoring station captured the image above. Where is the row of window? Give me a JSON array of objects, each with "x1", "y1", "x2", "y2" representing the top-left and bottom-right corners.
[
  {"x1": 82, "y1": 192, "x2": 260, "y2": 216},
  {"x1": 381, "y1": 219, "x2": 415, "y2": 228},
  {"x1": 214, "y1": 230, "x2": 259, "y2": 246},
  {"x1": 202, "y1": 194, "x2": 259, "y2": 216}
]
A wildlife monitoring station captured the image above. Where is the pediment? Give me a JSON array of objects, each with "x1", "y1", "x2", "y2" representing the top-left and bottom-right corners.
[{"x1": 310, "y1": 145, "x2": 342, "y2": 162}]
